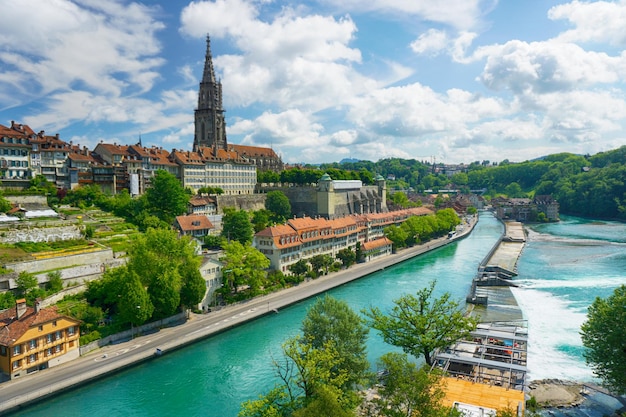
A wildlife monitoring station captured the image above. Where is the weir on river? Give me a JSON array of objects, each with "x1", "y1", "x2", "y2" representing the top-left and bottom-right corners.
[{"x1": 467, "y1": 220, "x2": 526, "y2": 323}]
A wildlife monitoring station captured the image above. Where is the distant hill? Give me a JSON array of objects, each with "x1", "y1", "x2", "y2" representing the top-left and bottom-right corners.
[{"x1": 339, "y1": 158, "x2": 361, "y2": 164}]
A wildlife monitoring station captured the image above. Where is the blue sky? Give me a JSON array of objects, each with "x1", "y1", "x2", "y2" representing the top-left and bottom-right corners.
[{"x1": 1, "y1": 0, "x2": 626, "y2": 165}]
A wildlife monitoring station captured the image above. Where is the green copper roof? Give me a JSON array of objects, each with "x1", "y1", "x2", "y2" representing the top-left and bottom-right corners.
[
  {"x1": 319, "y1": 173, "x2": 332, "y2": 181},
  {"x1": 375, "y1": 174, "x2": 384, "y2": 181}
]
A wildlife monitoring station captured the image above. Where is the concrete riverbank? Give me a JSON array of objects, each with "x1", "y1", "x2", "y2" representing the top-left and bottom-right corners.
[{"x1": 0, "y1": 215, "x2": 478, "y2": 414}]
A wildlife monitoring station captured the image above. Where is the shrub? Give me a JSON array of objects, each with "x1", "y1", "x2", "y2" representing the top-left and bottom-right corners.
[{"x1": 80, "y1": 330, "x2": 101, "y2": 345}]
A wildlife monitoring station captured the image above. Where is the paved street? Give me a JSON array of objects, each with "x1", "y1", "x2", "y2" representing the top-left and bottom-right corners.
[{"x1": 0, "y1": 216, "x2": 476, "y2": 414}]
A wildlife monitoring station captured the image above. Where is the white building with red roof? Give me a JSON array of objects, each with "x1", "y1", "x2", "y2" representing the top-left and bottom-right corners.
[{"x1": 254, "y1": 208, "x2": 433, "y2": 273}]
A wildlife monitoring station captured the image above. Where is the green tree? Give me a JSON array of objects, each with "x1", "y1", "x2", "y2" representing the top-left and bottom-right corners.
[
  {"x1": 384, "y1": 224, "x2": 408, "y2": 249},
  {"x1": 16, "y1": 271, "x2": 38, "y2": 298},
  {"x1": 391, "y1": 192, "x2": 411, "y2": 208},
  {"x1": 197, "y1": 186, "x2": 224, "y2": 195},
  {"x1": 220, "y1": 240, "x2": 270, "y2": 294},
  {"x1": 265, "y1": 191, "x2": 291, "y2": 223},
  {"x1": 0, "y1": 291, "x2": 16, "y2": 310},
  {"x1": 46, "y1": 271, "x2": 64, "y2": 293},
  {"x1": 204, "y1": 234, "x2": 225, "y2": 249},
  {"x1": 288, "y1": 259, "x2": 310, "y2": 278},
  {"x1": 374, "y1": 352, "x2": 455, "y2": 417},
  {"x1": 504, "y1": 182, "x2": 525, "y2": 198},
  {"x1": 301, "y1": 295, "x2": 369, "y2": 397},
  {"x1": 117, "y1": 267, "x2": 154, "y2": 327},
  {"x1": 581, "y1": 285, "x2": 626, "y2": 394},
  {"x1": 84, "y1": 224, "x2": 95, "y2": 239},
  {"x1": 63, "y1": 184, "x2": 104, "y2": 208},
  {"x1": 126, "y1": 228, "x2": 201, "y2": 319},
  {"x1": 29, "y1": 174, "x2": 58, "y2": 196},
  {"x1": 0, "y1": 192, "x2": 11, "y2": 213},
  {"x1": 149, "y1": 268, "x2": 181, "y2": 319},
  {"x1": 309, "y1": 254, "x2": 333, "y2": 277},
  {"x1": 179, "y1": 262, "x2": 207, "y2": 311},
  {"x1": 335, "y1": 247, "x2": 356, "y2": 268},
  {"x1": 222, "y1": 208, "x2": 254, "y2": 245},
  {"x1": 239, "y1": 337, "x2": 353, "y2": 417},
  {"x1": 364, "y1": 281, "x2": 477, "y2": 366},
  {"x1": 145, "y1": 170, "x2": 189, "y2": 223},
  {"x1": 251, "y1": 209, "x2": 271, "y2": 233}
]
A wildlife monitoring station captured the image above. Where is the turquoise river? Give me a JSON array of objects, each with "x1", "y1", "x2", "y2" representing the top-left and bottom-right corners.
[{"x1": 8, "y1": 212, "x2": 626, "y2": 416}]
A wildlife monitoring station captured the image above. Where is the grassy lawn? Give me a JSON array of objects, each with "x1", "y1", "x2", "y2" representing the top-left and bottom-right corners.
[{"x1": 0, "y1": 245, "x2": 31, "y2": 264}]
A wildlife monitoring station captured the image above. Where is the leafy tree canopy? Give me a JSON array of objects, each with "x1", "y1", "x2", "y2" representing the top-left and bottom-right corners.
[
  {"x1": 222, "y1": 208, "x2": 254, "y2": 245},
  {"x1": 581, "y1": 285, "x2": 626, "y2": 395},
  {"x1": 145, "y1": 170, "x2": 190, "y2": 224},
  {"x1": 373, "y1": 353, "x2": 456, "y2": 417},
  {"x1": 265, "y1": 191, "x2": 292, "y2": 223},
  {"x1": 301, "y1": 295, "x2": 370, "y2": 393},
  {"x1": 364, "y1": 280, "x2": 477, "y2": 366},
  {"x1": 220, "y1": 240, "x2": 270, "y2": 295}
]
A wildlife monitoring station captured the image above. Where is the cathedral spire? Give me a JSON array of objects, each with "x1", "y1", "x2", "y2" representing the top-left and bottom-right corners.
[
  {"x1": 202, "y1": 34, "x2": 217, "y2": 85},
  {"x1": 194, "y1": 34, "x2": 227, "y2": 152}
]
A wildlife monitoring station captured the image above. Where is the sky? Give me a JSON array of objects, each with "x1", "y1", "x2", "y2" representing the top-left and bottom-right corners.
[{"x1": 1, "y1": 0, "x2": 626, "y2": 165}]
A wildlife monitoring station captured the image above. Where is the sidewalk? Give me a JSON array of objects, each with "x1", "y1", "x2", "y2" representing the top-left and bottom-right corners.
[{"x1": 0, "y1": 214, "x2": 477, "y2": 414}]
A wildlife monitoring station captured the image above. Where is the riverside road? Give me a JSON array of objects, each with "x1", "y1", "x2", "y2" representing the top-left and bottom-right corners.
[{"x1": 0, "y1": 215, "x2": 476, "y2": 415}]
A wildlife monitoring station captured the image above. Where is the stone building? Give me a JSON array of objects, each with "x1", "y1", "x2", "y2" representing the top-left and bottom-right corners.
[{"x1": 492, "y1": 195, "x2": 559, "y2": 222}]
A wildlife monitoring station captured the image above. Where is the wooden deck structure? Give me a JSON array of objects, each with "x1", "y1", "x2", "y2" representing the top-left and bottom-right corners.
[{"x1": 433, "y1": 321, "x2": 528, "y2": 416}]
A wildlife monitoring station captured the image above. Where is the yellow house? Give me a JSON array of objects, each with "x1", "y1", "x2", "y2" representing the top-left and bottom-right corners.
[{"x1": 0, "y1": 299, "x2": 81, "y2": 380}]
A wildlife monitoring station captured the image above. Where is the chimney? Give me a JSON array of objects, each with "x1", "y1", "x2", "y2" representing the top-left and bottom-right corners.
[
  {"x1": 34, "y1": 298, "x2": 42, "y2": 313},
  {"x1": 15, "y1": 299, "x2": 27, "y2": 319}
]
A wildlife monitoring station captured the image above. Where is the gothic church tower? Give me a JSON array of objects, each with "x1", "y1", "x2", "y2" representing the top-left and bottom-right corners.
[{"x1": 194, "y1": 35, "x2": 227, "y2": 151}]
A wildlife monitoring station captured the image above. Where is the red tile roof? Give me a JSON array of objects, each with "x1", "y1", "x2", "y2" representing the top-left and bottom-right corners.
[
  {"x1": 362, "y1": 237, "x2": 392, "y2": 251},
  {"x1": 229, "y1": 144, "x2": 279, "y2": 158},
  {"x1": 0, "y1": 304, "x2": 80, "y2": 346},
  {"x1": 255, "y1": 224, "x2": 301, "y2": 249},
  {"x1": 189, "y1": 196, "x2": 216, "y2": 207},
  {"x1": 175, "y1": 215, "x2": 214, "y2": 232}
]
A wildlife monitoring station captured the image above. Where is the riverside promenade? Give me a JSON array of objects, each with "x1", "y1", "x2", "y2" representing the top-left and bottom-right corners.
[{"x1": 0, "y1": 215, "x2": 478, "y2": 414}]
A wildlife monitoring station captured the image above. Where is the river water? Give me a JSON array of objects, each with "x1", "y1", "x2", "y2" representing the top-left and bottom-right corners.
[{"x1": 9, "y1": 213, "x2": 626, "y2": 416}]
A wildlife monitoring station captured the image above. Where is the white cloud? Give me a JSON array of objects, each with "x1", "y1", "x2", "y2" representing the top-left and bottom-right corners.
[
  {"x1": 478, "y1": 40, "x2": 624, "y2": 94},
  {"x1": 549, "y1": 0, "x2": 626, "y2": 46},
  {"x1": 317, "y1": 0, "x2": 493, "y2": 30},
  {"x1": 180, "y1": 0, "x2": 377, "y2": 113},
  {"x1": 230, "y1": 109, "x2": 325, "y2": 149},
  {"x1": 0, "y1": 0, "x2": 171, "y2": 137},
  {"x1": 410, "y1": 29, "x2": 449, "y2": 55},
  {"x1": 347, "y1": 83, "x2": 507, "y2": 137}
]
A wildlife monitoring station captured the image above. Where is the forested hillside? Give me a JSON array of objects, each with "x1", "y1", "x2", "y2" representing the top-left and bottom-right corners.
[{"x1": 312, "y1": 146, "x2": 626, "y2": 221}]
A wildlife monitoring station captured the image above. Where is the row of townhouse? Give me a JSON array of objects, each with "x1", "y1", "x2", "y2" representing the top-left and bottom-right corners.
[
  {"x1": 0, "y1": 121, "x2": 262, "y2": 196},
  {"x1": 253, "y1": 207, "x2": 434, "y2": 273}
]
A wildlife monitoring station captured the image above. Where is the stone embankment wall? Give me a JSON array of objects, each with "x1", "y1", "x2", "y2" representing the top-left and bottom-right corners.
[
  {"x1": 0, "y1": 225, "x2": 82, "y2": 244},
  {"x1": 216, "y1": 194, "x2": 266, "y2": 213},
  {"x1": 5, "y1": 248, "x2": 115, "y2": 274},
  {"x1": 7, "y1": 195, "x2": 48, "y2": 206},
  {"x1": 257, "y1": 185, "x2": 317, "y2": 217},
  {"x1": 79, "y1": 311, "x2": 187, "y2": 355},
  {"x1": 0, "y1": 249, "x2": 124, "y2": 291}
]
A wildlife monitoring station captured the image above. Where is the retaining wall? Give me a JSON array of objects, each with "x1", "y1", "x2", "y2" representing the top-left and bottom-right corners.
[
  {"x1": 5, "y1": 248, "x2": 115, "y2": 274},
  {"x1": 79, "y1": 312, "x2": 187, "y2": 355},
  {"x1": 0, "y1": 225, "x2": 82, "y2": 244}
]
